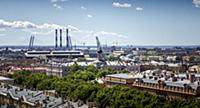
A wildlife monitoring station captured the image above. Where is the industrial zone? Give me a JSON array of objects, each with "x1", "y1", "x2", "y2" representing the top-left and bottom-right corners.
[{"x1": 1, "y1": 28, "x2": 200, "y2": 107}]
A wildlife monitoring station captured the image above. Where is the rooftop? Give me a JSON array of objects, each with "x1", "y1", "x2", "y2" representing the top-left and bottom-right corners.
[
  {"x1": 107, "y1": 73, "x2": 134, "y2": 79},
  {"x1": 0, "y1": 76, "x2": 14, "y2": 81}
]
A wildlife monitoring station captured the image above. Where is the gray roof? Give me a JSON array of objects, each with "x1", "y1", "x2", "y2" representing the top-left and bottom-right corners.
[
  {"x1": 141, "y1": 78, "x2": 199, "y2": 90},
  {"x1": 0, "y1": 85, "x2": 66, "y2": 108},
  {"x1": 142, "y1": 78, "x2": 158, "y2": 84},
  {"x1": 0, "y1": 76, "x2": 14, "y2": 81},
  {"x1": 107, "y1": 73, "x2": 134, "y2": 79}
]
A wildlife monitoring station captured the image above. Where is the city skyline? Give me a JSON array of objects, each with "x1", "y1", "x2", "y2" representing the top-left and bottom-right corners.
[{"x1": 0, "y1": 0, "x2": 200, "y2": 46}]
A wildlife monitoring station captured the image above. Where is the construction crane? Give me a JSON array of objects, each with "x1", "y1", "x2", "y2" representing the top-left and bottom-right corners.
[
  {"x1": 96, "y1": 36, "x2": 103, "y2": 61},
  {"x1": 28, "y1": 35, "x2": 34, "y2": 50}
]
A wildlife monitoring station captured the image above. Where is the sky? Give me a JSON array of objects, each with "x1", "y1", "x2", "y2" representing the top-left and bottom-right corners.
[{"x1": 0, "y1": 0, "x2": 200, "y2": 46}]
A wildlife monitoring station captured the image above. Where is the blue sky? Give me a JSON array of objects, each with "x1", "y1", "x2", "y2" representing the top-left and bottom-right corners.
[{"x1": 0, "y1": 0, "x2": 200, "y2": 46}]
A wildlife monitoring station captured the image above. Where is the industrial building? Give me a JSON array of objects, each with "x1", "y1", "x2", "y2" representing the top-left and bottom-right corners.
[
  {"x1": 25, "y1": 50, "x2": 84, "y2": 58},
  {"x1": 25, "y1": 28, "x2": 83, "y2": 59}
]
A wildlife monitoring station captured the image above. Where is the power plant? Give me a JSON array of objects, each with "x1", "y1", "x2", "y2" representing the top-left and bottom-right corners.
[
  {"x1": 55, "y1": 29, "x2": 58, "y2": 48},
  {"x1": 25, "y1": 28, "x2": 82, "y2": 58},
  {"x1": 55, "y1": 28, "x2": 72, "y2": 50},
  {"x1": 59, "y1": 29, "x2": 62, "y2": 48}
]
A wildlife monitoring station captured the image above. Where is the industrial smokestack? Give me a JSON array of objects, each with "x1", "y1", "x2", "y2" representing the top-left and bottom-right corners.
[
  {"x1": 55, "y1": 29, "x2": 58, "y2": 48},
  {"x1": 66, "y1": 29, "x2": 69, "y2": 49},
  {"x1": 60, "y1": 29, "x2": 62, "y2": 48}
]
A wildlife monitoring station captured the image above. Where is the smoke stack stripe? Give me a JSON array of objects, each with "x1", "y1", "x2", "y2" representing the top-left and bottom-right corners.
[
  {"x1": 60, "y1": 29, "x2": 62, "y2": 48},
  {"x1": 66, "y1": 29, "x2": 69, "y2": 49},
  {"x1": 55, "y1": 29, "x2": 58, "y2": 48}
]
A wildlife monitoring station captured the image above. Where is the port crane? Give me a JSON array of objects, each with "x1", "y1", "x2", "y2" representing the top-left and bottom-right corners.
[
  {"x1": 96, "y1": 36, "x2": 103, "y2": 61},
  {"x1": 28, "y1": 35, "x2": 34, "y2": 51}
]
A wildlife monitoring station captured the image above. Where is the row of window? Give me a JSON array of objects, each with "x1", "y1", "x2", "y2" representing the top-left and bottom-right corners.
[
  {"x1": 134, "y1": 82, "x2": 196, "y2": 94},
  {"x1": 27, "y1": 51, "x2": 81, "y2": 55}
]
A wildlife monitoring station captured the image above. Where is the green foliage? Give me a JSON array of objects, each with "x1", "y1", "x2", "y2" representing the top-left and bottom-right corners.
[
  {"x1": 189, "y1": 56, "x2": 200, "y2": 63},
  {"x1": 12, "y1": 70, "x2": 31, "y2": 85},
  {"x1": 106, "y1": 55, "x2": 120, "y2": 61},
  {"x1": 11, "y1": 66, "x2": 200, "y2": 108},
  {"x1": 70, "y1": 63, "x2": 82, "y2": 72}
]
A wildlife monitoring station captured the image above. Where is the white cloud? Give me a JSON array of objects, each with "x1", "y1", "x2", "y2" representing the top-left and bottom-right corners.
[
  {"x1": 112, "y1": 2, "x2": 132, "y2": 8},
  {"x1": 67, "y1": 25, "x2": 80, "y2": 32},
  {"x1": 136, "y1": 7, "x2": 143, "y2": 11},
  {"x1": 193, "y1": 0, "x2": 200, "y2": 7},
  {"x1": 81, "y1": 6, "x2": 87, "y2": 10},
  {"x1": 0, "y1": 19, "x2": 129, "y2": 45},
  {"x1": 31, "y1": 30, "x2": 54, "y2": 35},
  {"x1": 0, "y1": 19, "x2": 80, "y2": 35},
  {"x1": 87, "y1": 14, "x2": 93, "y2": 18},
  {"x1": 94, "y1": 31, "x2": 127, "y2": 38},
  {"x1": 51, "y1": 0, "x2": 67, "y2": 3},
  {"x1": 0, "y1": 19, "x2": 37, "y2": 29},
  {"x1": 53, "y1": 3, "x2": 62, "y2": 9},
  {"x1": 50, "y1": 0, "x2": 67, "y2": 10}
]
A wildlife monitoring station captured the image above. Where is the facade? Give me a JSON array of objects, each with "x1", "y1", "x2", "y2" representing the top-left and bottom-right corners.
[
  {"x1": 105, "y1": 61, "x2": 140, "y2": 72},
  {"x1": 132, "y1": 78, "x2": 200, "y2": 99},
  {"x1": 46, "y1": 63, "x2": 69, "y2": 77},
  {"x1": 0, "y1": 76, "x2": 14, "y2": 84},
  {"x1": 105, "y1": 74, "x2": 135, "y2": 86},
  {"x1": 11, "y1": 67, "x2": 47, "y2": 74},
  {"x1": 104, "y1": 72, "x2": 200, "y2": 99},
  {"x1": 25, "y1": 50, "x2": 84, "y2": 58}
]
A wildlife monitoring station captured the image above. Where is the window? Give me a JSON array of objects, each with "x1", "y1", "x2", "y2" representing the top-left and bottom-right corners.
[{"x1": 52, "y1": 52, "x2": 80, "y2": 54}]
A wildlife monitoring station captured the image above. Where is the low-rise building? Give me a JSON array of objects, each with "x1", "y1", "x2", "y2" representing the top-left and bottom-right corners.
[
  {"x1": 104, "y1": 71, "x2": 200, "y2": 99},
  {"x1": 189, "y1": 65, "x2": 200, "y2": 73},
  {"x1": 0, "y1": 84, "x2": 67, "y2": 108},
  {"x1": 46, "y1": 63, "x2": 69, "y2": 77},
  {"x1": 0, "y1": 76, "x2": 14, "y2": 84},
  {"x1": 104, "y1": 74, "x2": 135, "y2": 86}
]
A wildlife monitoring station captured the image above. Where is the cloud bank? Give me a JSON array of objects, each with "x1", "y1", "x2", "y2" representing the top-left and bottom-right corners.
[
  {"x1": 0, "y1": 19, "x2": 78, "y2": 30},
  {"x1": 0, "y1": 19, "x2": 129, "y2": 45},
  {"x1": 0, "y1": 19, "x2": 79, "y2": 35}
]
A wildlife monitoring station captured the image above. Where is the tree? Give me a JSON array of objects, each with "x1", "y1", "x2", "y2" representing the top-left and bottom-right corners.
[
  {"x1": 70, "y1": 63, "x2": 82, "y2": 72},
  {"x1": 12, "y1": 70, "x2": 31, "y2": 85}
]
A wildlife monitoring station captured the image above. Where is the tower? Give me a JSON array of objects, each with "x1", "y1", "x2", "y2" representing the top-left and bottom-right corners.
[
  {"x1": 60, "y1": 29, "x2": 62, "y2": 48},
  {"x1": 55, "y1": 29, "x2": 58, "y2": 48},
  {"x1": 66, "y1": 29, "x2": 69, "y2": 49}
]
